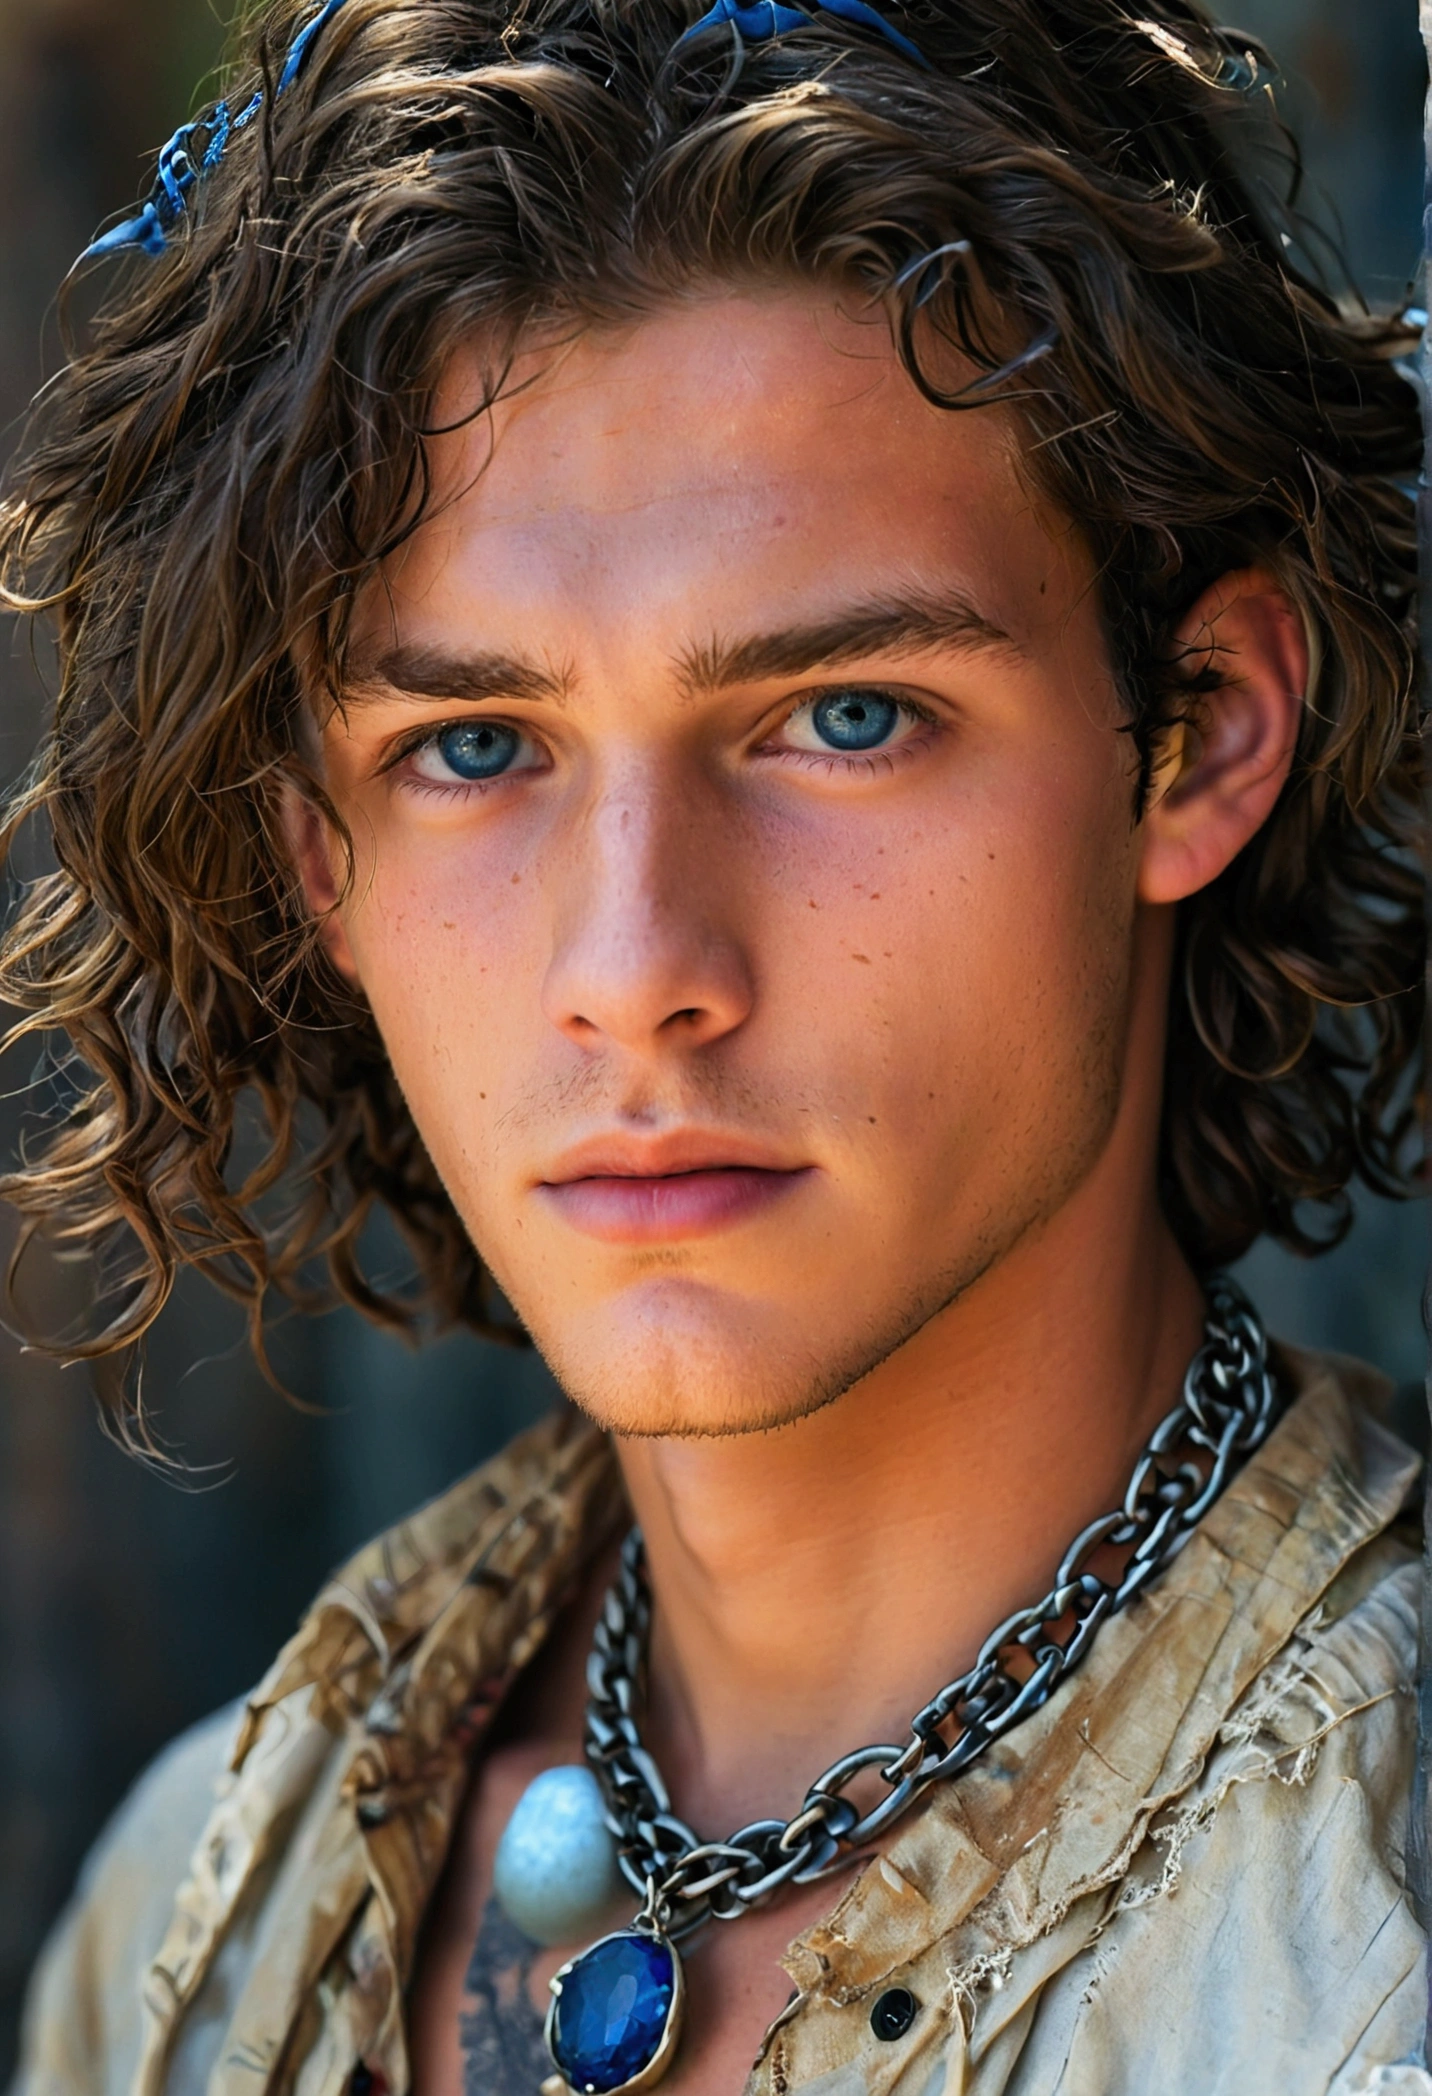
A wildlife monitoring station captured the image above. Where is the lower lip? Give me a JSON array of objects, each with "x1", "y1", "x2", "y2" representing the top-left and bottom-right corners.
[{"x1": 539, "y1": 1167, "x2": 809, "y2": 1245}]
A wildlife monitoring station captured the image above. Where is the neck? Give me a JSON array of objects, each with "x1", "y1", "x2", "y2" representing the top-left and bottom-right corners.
[
  {"x1": 617, "y1": 1193, "x2": 1203, "y2": 1837},
  {"x1": 613, "y1": 920, "x2": 1206, "y2": 1838}
]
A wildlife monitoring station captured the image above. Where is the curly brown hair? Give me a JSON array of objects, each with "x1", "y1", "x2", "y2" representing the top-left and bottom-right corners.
[{"x1": 0, "y1": 0, "x2": 1421, "y2": 1385}]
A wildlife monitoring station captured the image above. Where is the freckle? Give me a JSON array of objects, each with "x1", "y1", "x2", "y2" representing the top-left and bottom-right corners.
[
  {"x1": 442, "y1": 921, "x2": 456, "y2": 930},
  {"x1": 511, "y1": 872, "x2": 521, "y2": 884},
  {"x1": 851, "y1": 953, "x2": 871, "y2": 964},
  {"x1": 808, "y1": 899, "x2": 819, "y2": 909},
  {"x1": 480, "y1": 1092, "x2": 486, "y2": 1099},
  {"x1": 869, "y1": 892, "x2": 880, "y2": 900},
  {"x1": 988, "y1": 851, "x2": 995, "y2": 861}
]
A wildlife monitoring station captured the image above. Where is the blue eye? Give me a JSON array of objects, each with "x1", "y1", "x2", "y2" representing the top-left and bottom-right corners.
[
  {"x1": 435, "y1": 721, "x2": 522, "y2": 780},
  {"x1": 810, "y1": 691, "x2": 901, "y2": 751}
]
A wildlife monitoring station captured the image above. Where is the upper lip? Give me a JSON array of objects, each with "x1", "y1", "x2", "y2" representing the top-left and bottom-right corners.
[{"x1": 540, "y1": 1130, "x2": 805, "y2": 1185}]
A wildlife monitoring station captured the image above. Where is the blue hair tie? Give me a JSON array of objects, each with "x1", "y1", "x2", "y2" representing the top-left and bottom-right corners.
[
  {"x1": 82, "y1": 0, "x2": 354, "y2": 261},
  {"x1": 84, "y1": 0, "x2": 925, "y2": 262},
  {"x1": 677, "y1": 0, "x2": 928, "y2": 69}
]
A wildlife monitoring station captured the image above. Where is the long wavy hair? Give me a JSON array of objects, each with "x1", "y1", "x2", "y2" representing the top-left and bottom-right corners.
[{"x1": 0, "y1": 0, "x2": 1421, "y2": 1392}]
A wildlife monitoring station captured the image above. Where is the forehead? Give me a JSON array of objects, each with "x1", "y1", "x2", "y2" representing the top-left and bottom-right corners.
[{"x1": 372, "y1": 289, "x2": 1088, "y2": 655}]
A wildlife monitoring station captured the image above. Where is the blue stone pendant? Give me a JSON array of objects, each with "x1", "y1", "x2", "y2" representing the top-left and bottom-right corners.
[{"x1": 544, "y1": 1925, "x2": 685, "y2": 2094}]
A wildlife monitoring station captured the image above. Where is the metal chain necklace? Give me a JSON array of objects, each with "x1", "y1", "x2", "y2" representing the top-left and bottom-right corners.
[{"x1": 532, "y1": 1277, "x2": 1281, "y2": 2095}]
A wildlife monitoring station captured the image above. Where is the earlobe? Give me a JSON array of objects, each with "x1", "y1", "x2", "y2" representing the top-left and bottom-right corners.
[
  {"x1": 1137, "y1": 568, "x2": 1309, "y2": 906},
  {"x1": 280, "y1": 782, "x2": 362, "y2": 984}
]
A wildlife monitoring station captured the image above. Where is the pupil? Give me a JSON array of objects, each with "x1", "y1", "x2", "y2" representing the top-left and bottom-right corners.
[
  {"x1": 438, "y1": 722, "x2": 519, "y2": 780},
  {"x1": 812, "y1": 691, "x2": 898, "y2": 752}
]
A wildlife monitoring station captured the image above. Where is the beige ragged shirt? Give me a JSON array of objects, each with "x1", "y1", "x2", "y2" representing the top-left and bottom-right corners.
[{"x1": 14, "y1": 1349, "x2": 1430, "y2": 2096}]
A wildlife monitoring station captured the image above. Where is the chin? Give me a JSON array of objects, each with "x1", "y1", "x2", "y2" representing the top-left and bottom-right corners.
[
  {"x1": 520, "y1": 1275, "x2": 938, "y2": 1442},
  {"x1": 541, "y1": 1325, "x2": 826, "y2": 1442}
]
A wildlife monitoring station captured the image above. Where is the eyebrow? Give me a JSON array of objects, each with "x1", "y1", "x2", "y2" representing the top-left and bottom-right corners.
[
  {"x1": 344, "y1": 644, "x2": 570, "y2": 708},
  {"x1": 342, "y1": 589, "x2": 1019, "y2": 711},
  {"x1": 676, "y1": 592, "x2": 1021, "y2": 695}
]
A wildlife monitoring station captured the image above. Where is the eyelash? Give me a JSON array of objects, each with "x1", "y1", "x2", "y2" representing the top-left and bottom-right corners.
[
  {"x1": 382, "y1": 723, "x2": 534, "y2": 800},
  {"x1": 760, "y1": 690, "x2": 938, "y2": 772},
  {"x1": 385, "y1": 687, "x2": 939, "y2": 793}
]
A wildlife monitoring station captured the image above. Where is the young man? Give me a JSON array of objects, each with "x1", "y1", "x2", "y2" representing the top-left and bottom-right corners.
[{"x1": 2, "y1": 0, "x2": 1425, "y2": 2091}]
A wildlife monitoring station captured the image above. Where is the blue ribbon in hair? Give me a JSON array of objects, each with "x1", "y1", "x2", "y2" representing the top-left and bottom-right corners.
[
  {"x1": 85, "y1": 0, "x2": 925, "y2": 262},
  {"x1": 677, "y1": 0, "x2": 928, "y2": 69},
  {"x1": 82, "y1": 0, "x2": 354, "y2": 260}
]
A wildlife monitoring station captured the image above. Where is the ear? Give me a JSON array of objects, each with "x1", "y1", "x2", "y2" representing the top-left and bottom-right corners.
[
  {"x1": 280, "y1": 782, "x2": 362, "y2": 985},
  {"x1": 1138, "y1": 568, "x2": 1308, "y2": 906}
]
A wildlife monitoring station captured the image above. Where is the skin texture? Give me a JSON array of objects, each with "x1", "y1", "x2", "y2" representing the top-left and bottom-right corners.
[{"x1": 290, "y1": 287, "x2": 1307, "y2": 2094}]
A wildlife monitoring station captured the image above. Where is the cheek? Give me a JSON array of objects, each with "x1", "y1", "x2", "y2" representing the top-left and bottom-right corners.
[
  {"x1": 337, "y1": 835, "x2": 542, "y2": 1119},
  {"x1": 773, "y1": 766, "x2": 1135, "y2": 1123}
]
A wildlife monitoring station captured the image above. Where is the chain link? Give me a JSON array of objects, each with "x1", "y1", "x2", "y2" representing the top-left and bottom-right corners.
[{"x1": 584, "y1": 1275, "x2": 1280, "y2": 1932}]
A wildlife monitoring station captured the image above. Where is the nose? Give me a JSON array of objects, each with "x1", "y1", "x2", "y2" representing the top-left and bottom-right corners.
[{"x1": 541, "y1": 763, "x2": 754, "y2": 1058}]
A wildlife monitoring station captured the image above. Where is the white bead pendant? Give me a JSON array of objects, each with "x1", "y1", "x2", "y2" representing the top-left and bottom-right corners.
[{"x1": 493, "y1": 1764, "x2": 628, "y2": 1948}]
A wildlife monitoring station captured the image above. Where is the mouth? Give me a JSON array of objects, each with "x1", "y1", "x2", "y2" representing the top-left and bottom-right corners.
[{"x1": 538, "y1": 1136, "x2": 813, "y2": 1246}]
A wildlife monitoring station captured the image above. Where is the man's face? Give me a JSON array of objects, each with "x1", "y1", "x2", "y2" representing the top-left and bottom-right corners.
[{"x1": 316, "y1": 288, "x2": 1147, "y2": 1437}]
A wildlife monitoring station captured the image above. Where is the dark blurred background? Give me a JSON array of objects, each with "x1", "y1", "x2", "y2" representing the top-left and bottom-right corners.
[{"x1": 0, "y1": 0, "x2": 1426, "y2": 2081}]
